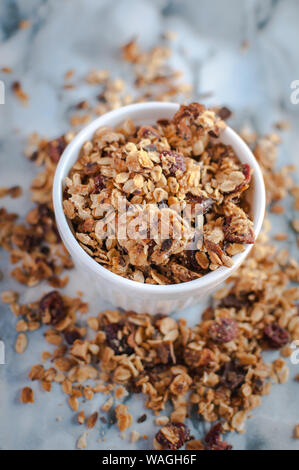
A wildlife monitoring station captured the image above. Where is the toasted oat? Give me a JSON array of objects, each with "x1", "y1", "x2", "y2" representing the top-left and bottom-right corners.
[
  {"x1": 87, "y1": 411, "x2": 98, "y2": 429},
  {"x1": 131, "y1": 430, "x2": 140, "y2": 443},
  {"x1": 155, "y1": 416, "x2": 169, "y2": 426},
  {"x1": 15, "y1": 333, "x2": 28, "y2": 354},
  {"x1": 68, "y1": 394, "x2": 79, "y2": 411},
  {"x1": 77, "y1": 410, "x2": 85, "y2": 425},
  {"x1": 20, "y1": 387, "x2": 34, "y2": 404},
  {"x1": 1, "y1": 290, "x2": 19, "y2": 304},
  {"x1": 101, "y1": 396, "x2": 114, "y2": 412},
  {"x1": 115, "y1": 404, "x2": 133, "y2": 432},
  {"x1": 77, "y1": 432, "x2": 88, "y2": 449}
]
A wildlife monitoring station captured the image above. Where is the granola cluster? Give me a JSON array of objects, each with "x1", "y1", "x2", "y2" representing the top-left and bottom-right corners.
[
  {"x1": 63, "y1": 103, "x2": 254, "y2": 284},
  {"x1": 2, "y1": 222, "x2": 299, "y2": 449}
]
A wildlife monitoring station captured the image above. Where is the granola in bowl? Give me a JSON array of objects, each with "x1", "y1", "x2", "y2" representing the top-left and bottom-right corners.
[{"x1": 62, "y1": 102, "x2": 255, "y2": 285}]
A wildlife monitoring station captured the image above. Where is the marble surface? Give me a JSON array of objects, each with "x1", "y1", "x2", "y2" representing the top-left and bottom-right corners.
[{"x1": 0, "y1": 0, "x2": 299, "y2": 450}]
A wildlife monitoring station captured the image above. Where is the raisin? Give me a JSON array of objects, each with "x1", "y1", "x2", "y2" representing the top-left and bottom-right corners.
[
  {"x1": 209, "y1": 318, "x2": 238, "y2": 343},
  {"x1": 185, "y1": 250, "x2": 202, "y2": 273},
  {"x1": 104, "y1": 323, "x2": 134, "y2": 355},
  {"x1": 137, "y1": 414, "x2": 147, "y2": 423},
  {"x1": 47, "y1": 136, "x2": 67, "y2": 163},
  {"x1": 218, "y1": 361, "x2": 246, "y2": 392},
  {"x1": 155, "y1": 423, "x2": 190, "y2": 450},
  {"x1": 93, "y1": 174, "x2": 106, "y2": 193},
  {"x1": 263, "y1": 323, "x2": 290, "y2": 349},
  {"x1": 220, "y1": 293, "x2": 252, "y2": 309},
  {"x1": 161, "y1": 239, "x2": 172, "y2": 251},
  {"x1": 64, "y1": 328, "x2": 82, "y2": 345},
  {"x1": 39, "y1": 291, "x2": 66, "y2": 325},
  {"x1": 204, "y1": 423, "x2": 232, "y2": 450},
  {"x1": 216, "y1": 106, "x2": 232, "y2": 120},
  {"x1": 84, "y1": 162, "x2": 98, "y2": 175}
]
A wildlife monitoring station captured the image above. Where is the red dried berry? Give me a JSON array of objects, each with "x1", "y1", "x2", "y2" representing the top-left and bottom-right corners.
[
  {"x1": 216, "y1": 106, "x2": 232, "y2": 120},
  {"x1": 218, "y1": 361, "x2": 246, "y2": 392},
  {"x1": 64, "y1": 328, "x2": 82, "y2": 345},
  {"x1": 209, "y1": 318, "x2": 238, "y2": 343},
  {"x1": 39, "y1": 290, "x2": 66, "y2": 325},
  {"x1": 264, "y1": 323, "x2": 290, "y2": 349},
  {"x1": 84, "y1": 162, "x2": 98, "y2": 175},
  {"x1": 204, "y1": 423, "x2": 232, "y2": 450},
  {"x1": 47, "y1": 136, "x2": 67, "y2": 163},
  {"x1": 220, "y1": 293, "x2": 255, "y2": 309},
  {"x1": 155, "y1": 422, "x2": 190, "y2": 450},
  {"x1": 93, "y1": 174, "x2": 106, "y2": 193},
  {"x1": 160, "y1": 150, "x2": 186, "y2": 177}
]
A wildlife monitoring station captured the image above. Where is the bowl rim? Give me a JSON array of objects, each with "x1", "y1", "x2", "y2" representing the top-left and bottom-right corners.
[{"x1": 53, "y1": 101, "x2": 266, "y2": 295}]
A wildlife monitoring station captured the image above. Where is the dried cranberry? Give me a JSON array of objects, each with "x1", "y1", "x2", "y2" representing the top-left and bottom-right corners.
[
  {"x1": 220, "y1": 293, "x2": 249, "y2": 309},
  {"x1": 64, "y1": 328, "x2": 82, "y2": 345},
  {"x1": 209, "y1": 318, "x2": 238, "y2": 343},
  {"x1": 216, "y1": 106, "x2": 232, "y2": 120},
  {"x1": 204, "y1": 423, "x2": 232, "y2": 450},
  {"x1": 185, "y1": 249, "x2": 202, "y2": 273},
  {"x1": 93, "y1": 174, "x2": 106, "y2": 193},
  {"x1": 104, "y1": 322, "x2": 134, "y2": 355},
  {"x1": 47, "y1": 136, "x2": 67, "y2": 163},
  {"x1": 22, "y1": 234, "x2": 43, "y2": 252},
  {"x1": 137, "y1": 414, "x2": 147, "y2": 423},
  {"x1": 263, "y1": 324, "x2": 290, "y2": 349},
  {"x1": 39, "y1": 291, "x2": 66, "y2": 325},
  {"x1": 218, "y1": 361, "x2": 246, "y2": 392},
  {"x1": 155, "y1": 422, "x2": 190, "y2": 450},
  {"x1": 160, "y1": 150, "x2": 186, "y2": 176},
  {"x1": 84, "y1": 162, "x2": 98, "y2": 175}
]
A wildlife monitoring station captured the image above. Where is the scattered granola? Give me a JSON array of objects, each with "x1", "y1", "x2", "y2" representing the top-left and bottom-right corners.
[{"x1": 63, "y1": 102, "x2": 254, "y2": 284}]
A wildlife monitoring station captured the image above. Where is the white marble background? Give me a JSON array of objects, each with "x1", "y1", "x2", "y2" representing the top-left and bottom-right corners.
[{"x1": 0, "y1": 0, "x2": 298, "y2": 450}]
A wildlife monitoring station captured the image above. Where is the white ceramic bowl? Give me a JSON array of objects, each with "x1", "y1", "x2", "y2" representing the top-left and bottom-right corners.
[{"x1": 53, "y1": 102, "x2": 265, "y2": 315}]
